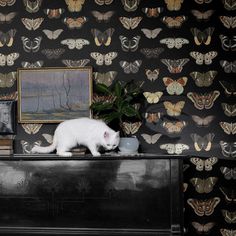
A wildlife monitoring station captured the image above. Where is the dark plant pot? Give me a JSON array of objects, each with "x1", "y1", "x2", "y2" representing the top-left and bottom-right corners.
[{"x1": 118, "y1": 137, "x2": 139, "y2": 154}]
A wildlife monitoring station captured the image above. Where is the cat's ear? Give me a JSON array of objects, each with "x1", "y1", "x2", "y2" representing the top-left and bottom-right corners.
[
  {"x1": 104, "y1": 131, "x2": 110, "y2": 139},
  {"x1": 116, "y1": 131, "x2": 120, "y2": 137}
]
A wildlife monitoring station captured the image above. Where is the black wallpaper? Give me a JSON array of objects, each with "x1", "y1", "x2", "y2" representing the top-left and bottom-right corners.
[{"x1": 0, "y1": 0, "x2": 235, "y2": 235}]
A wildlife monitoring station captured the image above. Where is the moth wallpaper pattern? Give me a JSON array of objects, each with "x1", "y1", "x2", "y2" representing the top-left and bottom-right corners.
[{"x1": 0, "y1": 0, "x2": 235, "y2": 235}]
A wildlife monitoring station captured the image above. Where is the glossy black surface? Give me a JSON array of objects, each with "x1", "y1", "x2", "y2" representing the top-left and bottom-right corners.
[{"x1": 0, "y1": 155, "x2": 183, "y2": 235}]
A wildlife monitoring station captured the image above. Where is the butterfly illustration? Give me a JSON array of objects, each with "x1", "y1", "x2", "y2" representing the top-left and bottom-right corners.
[
  {"x1": 21, "y1": 140, "x2": 42, "y2": 154},
  {"x1": 187, "y1": 197, "x2": 220, "y2": 216},
  {"x1": 119, "y1": 60, "x2": 142, "y2": 74},
  {"x1": 162, "y1": 121, "x2": 186, "y2": 134},
  {"x1": 91, "y1": 11, "x2": 114, "y2": 23},
  {"x1": 0, "y1": 12, "x2": 17, "y2": 24},
  {"x1": 164, "y1": 0, "x2": 184, "y2": 11},
  {"x1": 221, "y1": 103, "x2": 236, "y2": 117},
  {"x1": 0, "y1": 0, "x2": 15, "y2": 6},
  {"x1": 220, "y1": 229, "x2": 236, "y2": 236},
  {"x1": 145, "y1": 112, "x2": 161, "y2": 123},
  {"x1": 222, "y1": 210, "x2": 236, "y2": 224},
  {"x1": 43, "y1": 29, "x2": 63, "y2": 40},
  {"x1": 121, "y1": 0, "x2": 140, "y2": 12},
  {"x1": 220, "y1": 60, "x2": 236, "y2": 73},
  {"x1": 122, "y1": 121, "x2": 142, "y2": 135},
  {"x1": 160, "y1": 143, "x2": 189, "y2": 154},
  {"x1": 187, "y1": 91, "x2": 220, "y2": 110},
  {"x1": 44, "y1": 8, "x2": 64, "y2": 19},
  {"x1": 65, "y1": 0, "x2": 85, "y2": 12},
  {"x1": 0, "y1": 91, "x2": 18, "y2": 100},
  {"x1": 191, "y1": 115, "x2": 215, "y2": 127},
  {"x1": 140, "y1": 47, "x2": 164, "y2": 59},
  {"x1": 90, "y1": 52, "x2": 117, "y2": 66},
  {"x1": 61, "y1": 38, "x2": 90, "y2": 50},
  {"x1": 141, "y1": 28, "x2": 162, "y2": 39},
  {"x1": 23, "y1": 0, "x2": 42, "y2": 13},
  {"x1": 160, "y1": 38, "x2": 189, "y2": 49},
  {"x1": 220, "y1": 167, "x2": 236, "y2": 180},
  {"x1": 95, "y1": 0, "x2": 113, "y2": 5},
  {"x1": 194, "y1": 0, "x2": 212, "y2": 3},
  {"x1": 21, "y1": 18, "x2": 44, "y2": 31},
  {"x1": 191, "y1": 222, "x2": 215, "y2": 234},
  {"x1": 220, "y1": 16, "x2": 236, "y2": 29},
  {"x1": 0, "y1": 52, "x2": 19, "y2": 66},
  {"x1": 0, "y1": 29, "x2": 16, "y2": 47},
  {"x1": 21, "y1": 123, "x2": 42, "y2": 135},
  {"x1": 62, "y1": 59, "x2": 90, "y2": 67},
  {"x1": 21, "y1": 60, "x2": 43, "y2": 68},
  {"x1": 190, "y1": 157, "x2": 218, "y2": 171},
  {"x1": 191, "y1": 27, "x2": 214, "y2": 46},
  {"x1": 21, "y1": 36, "x2": 42, "y2": 53},
  {"x1": 164, "y1": 101, "x2": 185, "y2": 116},
  {"x1": 222, "y1": 0, "x2": 236, "y2": 10},
  {"x1": 161, "y1": 58, "x2": 189, "y2": 73},
  {"x1": 63, "y1": 17, "x2": 87, "y2": 29},
  {"x1": 191, "y1": 9, "x2": 214, "y2": 21},
  {"x1": 219, "y1": 34, "x2": 236, "y2": 51},
  {"x1": 220, "y1": 187, "x2": 236, "y2": 203},
  {"x1": 190, "y1": 51, "x2": 217, "y2": 65},
  {"x1": 141, "y1": 133, "x2": 162, "y2": 144},
  {"x1": 220, "y1": 141, "x2": 236, "y2": 158},
  {"x1": 220, "y1": 122, "x2": 236, "y2": 135},
  {"x1": 142, "y1": 7, "x2": 163, "y2": 18},
  {"x1": 119, "y1": 35, "x2": 140, "y2": 52},
  {"x1": 145, "y1": 69, "x2": 159, "y2": 81},
  {"x1": 93, "y1": 71, "x2": 117, "y2": 87},
  {"x1": 0, "y1": 71, "x2": 16, "y2": 88},
  {"x1": 190, "y1": 70, "x2": 217, "y2": 87},
  {"x1": 163, "y1": 77, "x2": 187, "y2": 95},
  {"x1": 91, "y1": 28, "x2": 114, "y2": 47},
  {"x1": 190, "y1": 177, "x2": 218, "y2": 194},
  {"x1": 219, "y1": 81, "x2": 236, "y2": 96},
  {"x1": 41, "y1": 48, "x2": 65, "y2": 59},
  {"x1": 161, "y1": 15, "x2": 187, "y2": 28},
  {"x1": 119, "y1": 16, "x2": 142, "y2": 30},
  {"x1": 143, "y1": 92, "x2": 163, "y2": 104},
  {"x1": 191, "y1": 133, "x2": 215, "y2": 152}
]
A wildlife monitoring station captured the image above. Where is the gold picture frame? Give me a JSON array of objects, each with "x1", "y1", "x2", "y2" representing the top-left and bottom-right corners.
[{"x1": 17, "y1": 67, "x2": 92, "y2": 123}]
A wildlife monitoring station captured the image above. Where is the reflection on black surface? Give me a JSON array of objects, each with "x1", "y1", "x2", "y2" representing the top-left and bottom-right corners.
[{"x1": 0, "y1": 159, "x2": 174, "y2": 229}]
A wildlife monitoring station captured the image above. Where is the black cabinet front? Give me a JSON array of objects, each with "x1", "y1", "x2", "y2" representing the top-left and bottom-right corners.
[{"x1": 0, "y1": 155, "x2": 183, "y2": 235}]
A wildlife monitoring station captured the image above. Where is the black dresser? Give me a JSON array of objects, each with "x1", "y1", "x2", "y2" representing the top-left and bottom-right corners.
[{"x1": 0, "y1": 154, "x2": 184, "y2": 236}]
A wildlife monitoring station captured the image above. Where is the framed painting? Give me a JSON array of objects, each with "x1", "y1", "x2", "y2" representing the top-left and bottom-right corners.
[
  {"x1": 0, "y1": 100, "x2": 16, "y2": 134},
  {"x1": 17, "y1": 67, "x2": 92, "y2": 123}
]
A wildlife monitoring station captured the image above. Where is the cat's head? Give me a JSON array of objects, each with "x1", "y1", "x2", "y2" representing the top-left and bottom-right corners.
[{"x1": 102, "y1": 131, "x2": 120, "y2": 150}]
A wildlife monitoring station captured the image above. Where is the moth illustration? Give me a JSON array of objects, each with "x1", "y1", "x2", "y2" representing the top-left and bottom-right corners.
[
  {"x1": 65, "y1": 0, "x2": 85, "y2": 12},
  {"x1": 161, "y1": 15, "x2": 187, "y2": 28},
  {"x1": 162, "y1": 121, "x2": 186, "y2": 134},
  {"x1": 191, "y1": 222, "x2": 215, "y2": 234},
  {"x1": 21, "y1": 61, "x2": 43, "y2": 68},
  {"x1": 163, "y1": 101, "x2": 185, "y2": 116},
  {"x1": 122, "y1": 121, "x2": 142, "y2": 135},
  {"x1": 145, "y1": 69, "x2": 159, "y2": 81},
  {"x1": 93, "y1": 71, "x2": 117, "y2": 87},
  {"x1": 160, "y1": 37, "x2": 189, "y2": 49},
  {"x1": 21, "y1": 36, "x2": 42, "y2": 53},
  {"x1": 221, "y1": 103, "x2": 236, "y2": 117},
  {"x1": 91, "y1": 11, "x2": 114, "y2": 23},
  {"x1": 190, "y1": 51, "x2": 217, "y2": 65},
  {"x1": 140, "y1": 47, "x2": 164, "y2": 59},
  {"x1": 161, "y1": 58, "x2": 189, "y2": 73},
  {"x1": 191, "y1": 133, "x2": 215, "y2": 152},
  {"x1": 21, "y1": 124, "x2": 42, "y2": 135},
  {"x1": 44, "y1": 8, "x2": 64, "y2": 19},
  {"x1": 119, "y1": 16, "x2": 142, "y2": 30},
  {"x1": 21, "y1": 18, "x2": 44, "y2": 31},
  {"x1": 190, "y1": 70, "x2": 217, "y2": 87},
  {"x1": 0, "y1": 29, "x2": 16, "y2": 47},
  {"x1": 95, "y1": 0, "x2": 113, "y2": 5},
  {"x1": 191, "y1": 9, "x2": 214, "y2": 21},
  {"x1": 0, "y1": 0, "x2": 15, "y2": 6},
  {"x1": 0, "y1": 52, "x2": 19, "y2": 66},
  {"x1": 61, "y1": 38, "x2": 90, "y2": 50},
  {"x1": 141, "y1": 28, "x2": 162, "y2": 39},
  {"x1": 121, "y1": 0, "x2": 140, "y2": 12},
  {"x1": 23, "y1": 0, "x2": 42, "y2": 13},
  {"x1": 0, "y1": 71, "x2": 16, "y2": 88},
  {"x1": 220, "y1": 141, "x2": 236, "y2": 158},
  {"x1": 43, "y1": 29, "x2": 63, "y2": 40},
  {"x1": 220, "y1": 122, "x2": 236, "y2": 135},
  {"x1": 162, "y1": 77, "x2": 187, "y2": 95},
  {"x1": 63, "y1": 17, "x2": 87, "y2": 29},
  {"x1": 0, "y1": 12, "x2": 17, "y2": 24},
  {"x1": 222, "y1": 0, "x2": 236, "y2": 10},
  {"x1": 191, "y1": 115, "x2": 215, "y2": 127},
  {"x1": 90, "y1": 52, "x2": 117, "y2": 66},
  {"x1": 190, "y1": 27, "x2": 214, "y2": 45},
  {"x1": 190, "y1": 177, "x2": 218, "y2": 193},
  {"x1": 222, "y1": 210, "x2": 236, "y2": 224},
  {"x1": 219, "y1": 34, "x2": 236, "y2": 51},
  {"x1": 220, "y1": 167, "x2": 236, "y2": 180},
  {"x1": 187, "y1": 197, "x2": 220, "y2": 216},
  {"x1": 220, "y1": 16, "x2": 236, "y2": 29},
  {"x1": 187, "y1": 91, "x2": 220, "y2": 110},
  {"x1": 164, "y1": 0, "x2": 184, "y2": 11},
  {"x1": 41, "y1": 48, "x2": 65, "y2": 59},
  {"x1": 119, "y1": 35, "x2": 140, "y2": 52},
  {"x1": 62, "y1": 59, "x2": 90, "y2": 67},
  {"x1": 220, "y1": 60, "x2": 236, "y2": 73},
  {"x1": 160, "y1": 143, "x2": 189, "y2": 154},
  {"x1": 143, "y1": 92, "x2": 163, "y2": 104},
  {"x1": 142, "y1": 7, "x2": 163, "y2": 18}
]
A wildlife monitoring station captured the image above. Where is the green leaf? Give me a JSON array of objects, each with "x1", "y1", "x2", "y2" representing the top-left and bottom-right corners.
[
  {"x1": 121, "y1": 105, "x2": 138, "y2": 117},
  {"x1": 102, "y1": 112, "x2": 121, "y2": 123},
  {"x1": 95, "y1": 83, "x2": 112, "y2": 95},
  {"x1": 114, "y1": 81, "x2": 122, "y2": 97},
  {"x1": 90, "y1": 102, "x2": 113, "y2": 111}
]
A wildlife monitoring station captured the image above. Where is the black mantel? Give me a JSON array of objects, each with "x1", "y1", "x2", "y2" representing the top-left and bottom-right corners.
[{"x1": 0, "y1": 154, "x2": 184, "y2": 236}]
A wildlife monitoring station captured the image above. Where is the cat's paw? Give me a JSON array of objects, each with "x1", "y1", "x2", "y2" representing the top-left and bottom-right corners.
[
  {"x1": 57, "y1": 151, "x2": 72, "y2": 157},
  {"x1": 92, "y1": 152, "x2": 101, "y2": 157}
]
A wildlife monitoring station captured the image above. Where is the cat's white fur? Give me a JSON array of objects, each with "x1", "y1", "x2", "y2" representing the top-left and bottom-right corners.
[{"x1": 32, "y1": 118, "x2": 120, "y2": 157}]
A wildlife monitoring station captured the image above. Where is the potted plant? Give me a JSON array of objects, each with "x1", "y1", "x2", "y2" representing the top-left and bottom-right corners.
[{"x1": 90, "y1": 80, "x2": 144, "y2": 153}]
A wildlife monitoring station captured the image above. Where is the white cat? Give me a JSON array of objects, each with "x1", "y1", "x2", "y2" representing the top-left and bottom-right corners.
[{"x1": 32, "y1": 118, "x2": 120, "y2": 157}]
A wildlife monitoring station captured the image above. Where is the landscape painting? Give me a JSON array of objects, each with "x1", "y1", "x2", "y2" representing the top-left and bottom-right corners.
[{"x1": 18, "y1": 67, "x2": 92, "y2": 123}]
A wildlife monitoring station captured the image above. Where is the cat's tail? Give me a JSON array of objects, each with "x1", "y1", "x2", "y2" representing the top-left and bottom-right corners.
[{"x1": 32, "y1": 138, "x2": 57, "y2": 154}]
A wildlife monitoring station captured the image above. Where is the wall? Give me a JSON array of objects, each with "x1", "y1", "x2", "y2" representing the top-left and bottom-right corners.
[{"x1": 0, "y1": 0, "x2": 235, "y2": 235}]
